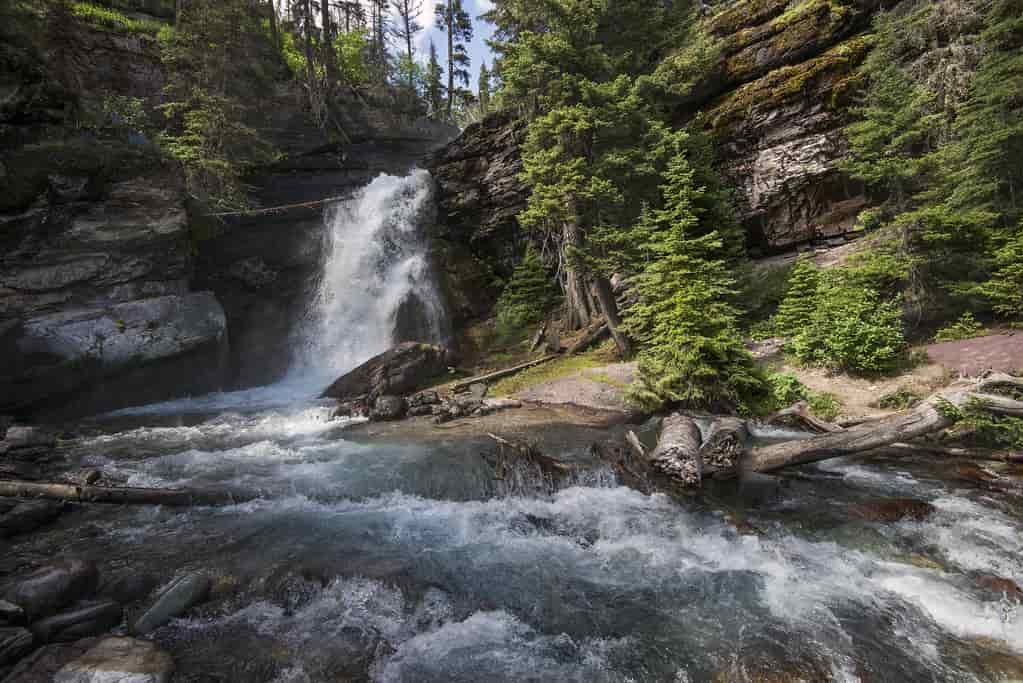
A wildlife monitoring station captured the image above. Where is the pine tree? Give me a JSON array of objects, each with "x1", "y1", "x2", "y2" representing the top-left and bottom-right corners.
[
  {"x1": 772, "y1": 259, "x2": 821, "y2": 337},
  {"x1": 435, "y1": 0, "x2": 472, "y2": 119},
  {"x1": 478, "y1": 61, "x2": 491, "y2": 116},
  {"x1": 425, "y1": 40, "x2": 445, "y2": 118},
  {"x1": 389, "y1": 0, "x2": 423, "y2": 90},
  {"x1": 622, "y1": 135, "x2": 763, "y2": 411},
  {"x1": 494, "y1": 246, "x2": 561, "y2": 338}
]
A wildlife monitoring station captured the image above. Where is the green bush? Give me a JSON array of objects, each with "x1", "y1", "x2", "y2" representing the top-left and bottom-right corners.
[
  {"x1": 933, "y1": 312, "x2": 984, "y2": 342},
  {"x1": 959, "y1": 398, "x2": 1023, "y2": 449},
  {"x1": 789, "y1": 280, "x2": 907, "y2": 373},
  {"x1": 760, "y1": 371, "x2": 843, "y2": 420}
]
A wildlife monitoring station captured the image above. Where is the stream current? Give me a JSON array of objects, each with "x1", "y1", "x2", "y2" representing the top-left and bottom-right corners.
[{"x1": 20, "y1": 171, "x2": 1023, "y2": 681}]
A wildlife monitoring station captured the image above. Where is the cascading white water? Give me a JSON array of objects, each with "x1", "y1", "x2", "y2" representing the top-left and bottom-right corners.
[{"x1": 292, "y1": 169, "x2": 448, "y2": 385}]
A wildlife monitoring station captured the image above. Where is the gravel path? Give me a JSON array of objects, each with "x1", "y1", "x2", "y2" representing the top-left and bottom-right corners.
[
  {"x1": 925, "y1": 332, "x2": 1023, "y2": 377},
  {"x1": 515, "y1": 362, "x2": 638, "y2": 413}
]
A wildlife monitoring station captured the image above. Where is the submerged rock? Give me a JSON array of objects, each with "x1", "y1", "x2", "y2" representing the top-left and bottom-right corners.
[
  {"x1": 0, "y1": 600, "x2": 25, "y2": 625},
  {"x1": 98, "y1": 571, "x2": 158, "y2": 606},
  {"x1": 54, "y1": 637, "x2": 174, "y2": 683},
  {"x1": 849, "y1": 497, "x2": 936, "y2": 523},
  {"x1": 131, "y1": 573, "x2": 210, "y2": 636},
  {"x1": 0, "y1": 626, "x2": 33, "y2": 665},
  {"x1": 321, "y1": 342, "x2": 449, "y2": 401},
  {"x1": 0, "y1": 500, "x2": 64, "y2": 538},
  {"x1": 4, "y1": 560, "x2": 99, "y2": 621},
  {"x1": 31, "y1": 601, "x2": 122, "y2": 643}
]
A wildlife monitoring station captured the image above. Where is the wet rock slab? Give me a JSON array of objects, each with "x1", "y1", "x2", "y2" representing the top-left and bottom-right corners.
[
  {"x1": 4, "y1": 560, "x2": 99, "y2": 622},
  {"x1": 54, "y1": 637, "x2": 173, "y2": 683}
]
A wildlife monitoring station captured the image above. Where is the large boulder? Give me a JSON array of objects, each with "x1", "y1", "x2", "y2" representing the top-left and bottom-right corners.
[
  {"x1": 321, "y1": 342, "x2": 450, "y2": 401},
  {"x1": 31, "y1": 601, "x2": 122, "y2": 643},
  {"x1": 54, "y1": 637, "x2": 174, "y2": 683}
]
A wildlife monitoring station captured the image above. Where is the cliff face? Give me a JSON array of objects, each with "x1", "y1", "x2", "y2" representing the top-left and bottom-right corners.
[
  {"x1": 0, "y1": 17, "x2": 229, "y2": 417},
  {"x1": 428, "y1": 112, "x2": 528, "y2": 324},
  {"x1": 429, "y1": 0, "x2": 887, "y2": 314},
  {"x1": 0, "y1": 11, "x2": 454, "y2": 415}
]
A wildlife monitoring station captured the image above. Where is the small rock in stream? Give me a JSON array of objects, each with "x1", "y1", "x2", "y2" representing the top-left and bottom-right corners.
[
  {"x1": 0, "y1": 627, "x2": 33, "y2": 666},
  {"x1": 4, "y1": 560, "x2": 99, "y2": 621},
  {"x1": 131, "y1": 573, "x2": 210, "y2": 635},
  {"x1": 0, "y1": 501, "x2": 64, "y2": 539},
  {"x1": 849, "y1": 497, "x2": 936, "y2": 523},
  {"x1": 54, "y1": 637, "x2": 174, "y2": 683},
  {"x1": 31, "y1": 601, "x2": 122, "y2": 643},
  {"x1": 370, "y1": 395, "x2": 406, "y2": 421}
]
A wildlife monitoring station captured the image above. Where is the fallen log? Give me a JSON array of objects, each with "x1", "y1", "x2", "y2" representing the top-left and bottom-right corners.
[
  {"x1": 886, "y1": 442, "x2": 1023, "y2": 463},
  {"x1": 701, "y1": 418, "x2": 749, "y2": 474},
  {"x1": 0, "y1": 480, "x2": 259, "y2": 507},
  {"x1": 450, "y1": 355, "x2": 560, "y2": 394},
  {"x1": 625, "y1": 430, "x2": 647, "y2": 460},
  {"x1": 764, "y1": 402, "x2": 844, "y2": 433},
  {"x1": 529, "y1": 321, "x2": 549, "y2": 353},
  {"x1": 567, "y1": 320, "x2": 609, "y2": 355},
  {"x1": 750, "y1": 377, "x2": 1023, "y2": 474},
  {"x1": 648, "y1": 415, "x2": 703, "y2": 487}
]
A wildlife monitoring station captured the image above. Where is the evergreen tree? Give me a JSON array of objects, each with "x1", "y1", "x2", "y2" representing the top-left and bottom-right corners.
[
  {"x1": 621, "y1": 134, "x2": 763, "y2": 411},
  {"x1": 478, "y1": 61, "x2": 491, "y2": 116},
  {"x1": 389, "y1": 0, "x2": 423, "y2": 89},
  {"x1": 494, "y1": 246, "x2": 561, "y2": 339},
  {"x1": 772, "y1": 259, "x2": 821, "y2": 337},
  {"x1": 435, "y1": 0, "x2": 472, "y2": 119},
  {"x1": 425, "y1": 40, "x2": 445, "y2": 117}
]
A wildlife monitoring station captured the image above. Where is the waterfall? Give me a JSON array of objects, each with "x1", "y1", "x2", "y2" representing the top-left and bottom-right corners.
[{"x1": 291, "y1": 169, "x2": 448, "y2": 385}]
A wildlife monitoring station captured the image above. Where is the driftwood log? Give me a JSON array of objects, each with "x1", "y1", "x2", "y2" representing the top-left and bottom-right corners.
[
  {"x1": 636, "y1": 373, "x2": 1023, "y2": 488},
  {"x1": 450, "y1": 355, "x2": 560, "y2": 394},
  {"x1": 0, "y1": 480, "x2": 259, "y2": 506}
]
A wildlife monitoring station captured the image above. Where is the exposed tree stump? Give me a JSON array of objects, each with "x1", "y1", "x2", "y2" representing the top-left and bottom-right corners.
[
  {"x1": 701, "y1": 418, "x2": 749, "y2": 475},
  {"x1": 648, "y1": 415, "x2": 703, "y2": 487}
]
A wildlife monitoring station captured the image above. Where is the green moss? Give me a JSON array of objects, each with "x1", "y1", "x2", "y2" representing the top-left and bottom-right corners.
[
  {"x1": 707, "y1": 0, "x2": 790, "y2": 38},
  {"x1": 71, "y1": 2, "x2": 167, "y2": 36},
  {"x1": 489, "y1": 353, "x2": 605, "y2": 397},
  {"x1": 710, "y1": 34, "x2": 874, "y2": 134}
]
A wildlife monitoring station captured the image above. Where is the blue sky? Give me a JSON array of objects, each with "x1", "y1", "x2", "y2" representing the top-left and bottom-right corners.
[{"x1": 408, "y1": 0, "x2": 496, "y2": 93}]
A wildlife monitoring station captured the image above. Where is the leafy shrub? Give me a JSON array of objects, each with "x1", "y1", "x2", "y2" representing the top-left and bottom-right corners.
[
  {"x1": 959, "y1": 398, "x2": 1023, "y2": 449},
  {"x1": 72, "y1": 2, "x2": 165, "y2": 35},
  {"x1": 760, "y1": 371, "x2": 843, "y2": 420},
  {"x1": 933, "y1": 312, "x2": 984, "y2": 342},
  {"x1": 789, "y1": 280, "x2": 907, "y2": 373},
  {"x1": 877, "y1": 387, "x2": 922, "y2": 410}
]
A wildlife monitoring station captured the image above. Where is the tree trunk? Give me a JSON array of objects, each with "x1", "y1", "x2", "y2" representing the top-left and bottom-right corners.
[
  {"x1": 0, "y1": 480, "x2": 258, "y2": 507},
  {"x1": 267, "y1": 0, "x2": 279, "y2": 48},
  {"x1": 175, "y1": 0, "x2": 183, "y2": 27},
  {"x1": 445, "y1": 0, "x2": 454, "y2": 119},
  {"x1": 562, "y1": 218, "x2": 594, "y2": 330},
  {"x1": 701, "y1": 417, "x2": 748, "y2": 474},
  {"x1": 303, "y1": 0, "x2": 316, "y2": 86},
  {"x1": 648, "y1": 415, "x2": 703, "y2": 487},
  {"x1": 593, "y1": 275, "x2": 631, "y2": 357},
  {"x1": 321, "y1": 0, "x2": 336, "y2": 84}
]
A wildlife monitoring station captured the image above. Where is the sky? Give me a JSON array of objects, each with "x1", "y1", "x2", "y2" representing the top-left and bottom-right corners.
[{"x1": 407, "y1": 0, "x2": 496, "y2": 93}]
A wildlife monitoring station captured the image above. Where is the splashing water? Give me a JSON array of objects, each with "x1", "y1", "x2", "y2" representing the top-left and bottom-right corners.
[{"x1": 292, "y1": 169, "x2": 447, "y2": 386}]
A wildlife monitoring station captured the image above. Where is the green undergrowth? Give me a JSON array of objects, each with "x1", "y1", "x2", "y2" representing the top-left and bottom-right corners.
[
  {"x1": 755, "y1": 371, "x2": 844, "y2": 421},
  {"x1": 488, "y1": 352, "x2": 607, "y2": 397},
  {"x1": 932, "y1": 313, "x2": 986, "y2": 343},
  {"x1": 72, "y1": 2, "x2": 168, "y2": 36}
]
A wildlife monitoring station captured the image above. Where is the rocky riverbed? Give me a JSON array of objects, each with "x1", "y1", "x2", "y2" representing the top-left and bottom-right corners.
[{"x1": 3, "y1": 388, "x2": 1023, "y2": 681}]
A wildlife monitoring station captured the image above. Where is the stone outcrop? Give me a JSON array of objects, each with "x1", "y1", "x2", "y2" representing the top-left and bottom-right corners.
[
  {"x1": 428, "y1": 111, "x2": 529, "y2": 323},
  {"x1": 321, "y1": 342, "x2": 450, "y2": 402},
  {"x1": 54, "y1": 637, "x2": 174, "y2": 683}
]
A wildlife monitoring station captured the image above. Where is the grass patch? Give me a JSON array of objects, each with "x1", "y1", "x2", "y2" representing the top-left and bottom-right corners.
[
  {"x1": 932, "y1": 312, "x2": 986, "y2": 343},
  {"x1": 489, "y1": 353, "x2": 605, "y2": 397},
  {"x1": 72, "y1": 2, "x2": 166, "y2": 36}
]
